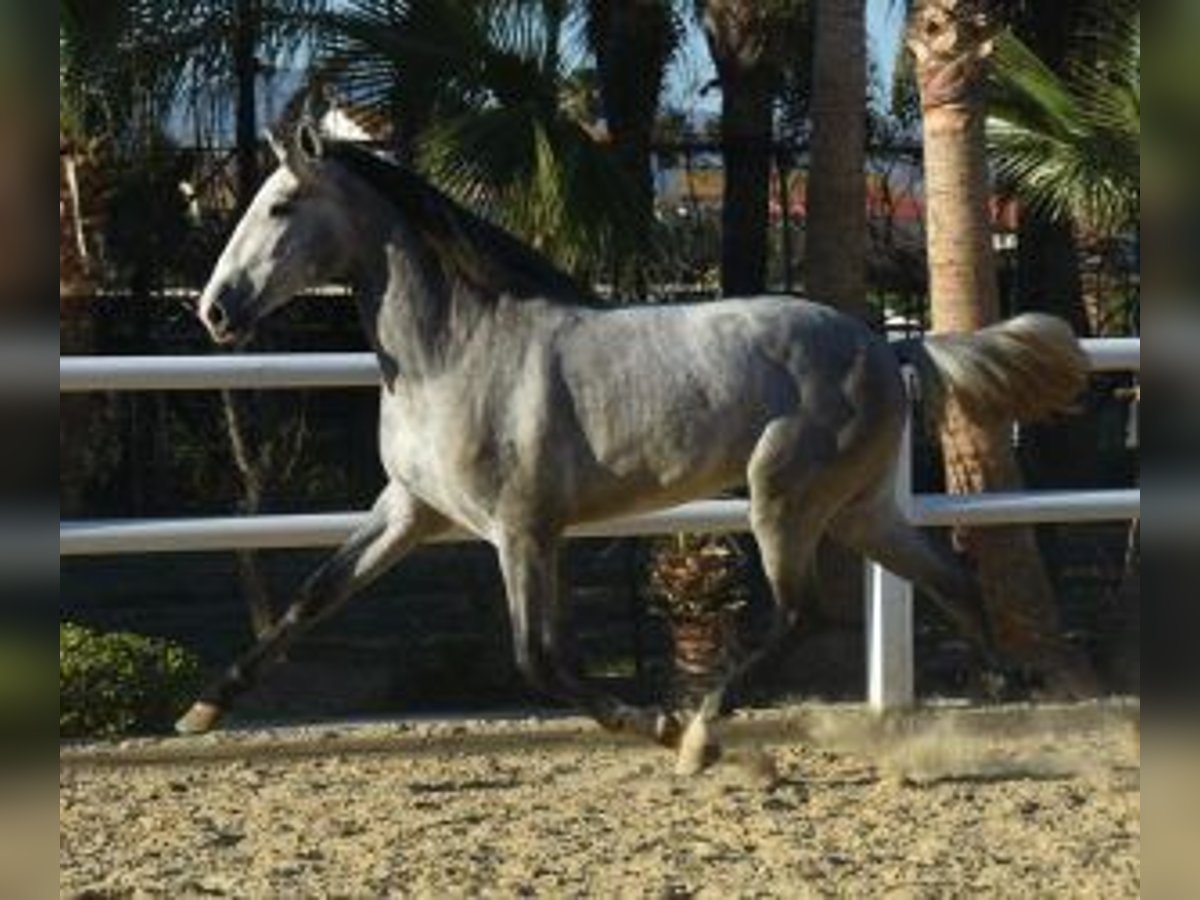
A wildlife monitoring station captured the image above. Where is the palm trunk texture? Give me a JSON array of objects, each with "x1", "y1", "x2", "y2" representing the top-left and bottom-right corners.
[
  {"x1": 807, "y1": 0, "x2": 867, "y2": 317},
  {"x1": 807, "y1": 0, "x2": 869, "y2": 623}
]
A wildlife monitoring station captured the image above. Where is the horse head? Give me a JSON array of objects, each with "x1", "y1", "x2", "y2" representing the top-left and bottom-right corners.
[{"x1": 197, "y1": 121, "x2": 352, "y2": 345}]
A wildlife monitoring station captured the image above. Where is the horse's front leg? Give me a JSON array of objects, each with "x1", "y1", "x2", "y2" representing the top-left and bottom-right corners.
[
  {"x1": 496, "y1": 529, "x2": 682, "y2": 749},
  {"x1": 176, "y1": 482, "x2": 448, "y2": 734}
]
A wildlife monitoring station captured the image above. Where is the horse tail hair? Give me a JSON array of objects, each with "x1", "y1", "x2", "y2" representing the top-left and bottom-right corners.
[{"x1": 896, "y1": 313, "x2": 1089, "y2": 427}]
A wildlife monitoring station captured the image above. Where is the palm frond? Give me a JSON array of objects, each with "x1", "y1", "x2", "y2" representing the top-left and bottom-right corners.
[
  {"x1": 61, "y1": 0, "x2": 326, "y2": 149},
  {"x1": 418, "y1": 104, "x2": 642, "y2": 274},
  {"x1": 987, "y1": 9, "x2": 1139, "y2": 237},
  {"x1": 319, "y1": 0, "x2": 648, "y2": 279},
  {"x1": 580, "y1": 0, "x2": 684, "y2": 130}
]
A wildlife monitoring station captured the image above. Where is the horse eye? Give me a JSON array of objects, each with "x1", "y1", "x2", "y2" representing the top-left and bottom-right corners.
[{"x1": 268, "y1": 201, "x2": 294, "y2": 218}]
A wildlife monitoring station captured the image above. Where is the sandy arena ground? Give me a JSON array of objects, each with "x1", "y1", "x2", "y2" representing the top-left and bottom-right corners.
[{"x1": 60, "y1": 702, "x2": 1139, "y2": 898}]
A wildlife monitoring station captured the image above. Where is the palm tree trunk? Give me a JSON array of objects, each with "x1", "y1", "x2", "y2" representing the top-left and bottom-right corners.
[
  {"x1": 588, "y1": 0, "x2": 676, "y2": 296},
  {"x1": 234, "y1": 0, "x2": 260, "y2": 211},
  {"x1": 807, "y1": 0, "x2": 869, "y2": 623},
  {"x1": 714, "y1": 67, "x2": 774, "y2": 296},
  {"x1": 61, "y1": 139, "x2": 101, "y2": 515},
  {"x1": 699, "y1": 1, "x2": 781, "y2": 296},
  {"x1": 232, "y1": 0, "x2": 274, "y2": 637},
  {"x1": 908, "y1": 0, "x2": 1097, "y2": 695},
  {"x1": 1016, "y1": 213, "x2": 1087, "y2": 331},
  {"x1": 806, "y1": 0, "x2": 867, "y2": 317}
]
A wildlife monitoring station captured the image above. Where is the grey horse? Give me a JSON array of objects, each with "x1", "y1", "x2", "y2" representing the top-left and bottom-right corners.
[{"x1": 179, "y1": 121, "x2": 1087, "y2": 773}]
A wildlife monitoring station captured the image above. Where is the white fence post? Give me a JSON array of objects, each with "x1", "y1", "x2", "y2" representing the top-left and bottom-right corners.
[{"x1": 866, "y1": 379, "x2": 916, "y2": 712}]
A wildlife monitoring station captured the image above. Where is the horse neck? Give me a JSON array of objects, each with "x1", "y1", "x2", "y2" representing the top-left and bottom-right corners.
[{"x1": 345, "y1": 190, "x2": 492, "y2": 383}]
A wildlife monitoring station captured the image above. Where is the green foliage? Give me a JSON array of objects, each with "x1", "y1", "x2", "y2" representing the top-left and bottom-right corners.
[
  {"x1": 103, "y1": 137, "x2": 196, "y2": 292},
  {"x1": 582, "y1": 0, "x2": 684, "y2": 143},
  {"x1": 316, "y1": 0, "x2": 646, "y2": 279},
  {"x1": 987, "y1": 3, "x2": 1140, "y2": 236},
  {"x1": 60, "y1": 0, "x2": 325, "y2": 149},
  {"x1": 60, "y1": 623, "x2": 202, "y2": 740}
]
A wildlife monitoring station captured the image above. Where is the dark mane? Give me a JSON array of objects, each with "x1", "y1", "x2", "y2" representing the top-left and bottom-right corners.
[{"x1": 327, "y1": 141, "x2": 598, "y2": 306}]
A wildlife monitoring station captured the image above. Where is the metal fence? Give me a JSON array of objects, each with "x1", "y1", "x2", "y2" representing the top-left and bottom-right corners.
[{"x1": 59, "y1": 337, "x2": 1140, "y2": 710}]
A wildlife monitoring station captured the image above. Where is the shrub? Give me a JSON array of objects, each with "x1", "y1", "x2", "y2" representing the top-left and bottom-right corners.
[
  {"x1": 645, "y1": 534, "x2": 748, "y2": 620},
  {"x1": 644, "y1": 534, "x2": 749, "y2": 709},
  {"x1": 60, "y1": 623, "x2": 202, "y2": 739}
]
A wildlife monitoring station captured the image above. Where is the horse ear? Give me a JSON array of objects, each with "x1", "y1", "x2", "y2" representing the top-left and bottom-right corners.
[
  {"x1": 288, "y1": 120, "x2": 325, "y2": 181},
  {"x1": 295, "y1": 121, "x2": 324, "y2": 162}
]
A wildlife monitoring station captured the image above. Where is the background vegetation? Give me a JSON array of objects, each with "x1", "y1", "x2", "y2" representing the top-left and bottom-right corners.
[{"x1": 60, "y1": 623, "x2": 202, "y2": 738}]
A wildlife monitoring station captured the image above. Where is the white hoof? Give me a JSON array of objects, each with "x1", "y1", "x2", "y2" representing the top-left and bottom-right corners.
[
  {"x1": 675, "y1": 715, "x2": 719, "y2": 776},
  {"x1": 175, "y1": 701, "x2": 222, "y2": 735}
]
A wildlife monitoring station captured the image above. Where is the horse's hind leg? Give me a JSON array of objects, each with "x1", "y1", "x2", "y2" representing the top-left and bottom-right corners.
[
  {"x1": 676, "y1": 426, "x2": 847, "y2": 774},
  {"x1": 829, "y1": 498, "x2": 992, "y2": 655},
  {"x1": 675, "y1": 500, "x2": 831, "y2": 774},
  {"x1": 833, "y1": 500, "x2": 1100, "y2": 696},
  {"x1": 176, "y1": 482, "x2": 448, "y2": 734}
]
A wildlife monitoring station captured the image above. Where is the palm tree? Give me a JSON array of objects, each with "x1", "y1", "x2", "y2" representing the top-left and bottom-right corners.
[
  {"x1": 990, "y1": 1, "x2": 1139, "y2": 689},
  {"x1": 987, "y1": 5, "x2": 1139, "y2": 241},
  {"x1": 61, "y1": 0, "x2": 326, "y2": 206},
  {"x1": 60, "y1": 1, "x2": 182, "y2": 148},
  {"x1": 694, "y1": 0, "x2": 801, "y2": 296},
  {"x1": 907, "y1": 0, "x2": 1097, "y2": 694},
  {"x1": 990, "y1": 0, "x2": 1092, "y2": 341},
  {"x1": 645, "y1": 534, "x2": 748, "y2": 711},
  {"x1": 985, "y1": 2, "x2": 1139, "y2": 583},
  {"x1": 232, "y1": 0, "x2": 261, "y2": 209},
  {"x1": 804, "y1": 0, "x2": 868, "y2": 625},
  {"x1": 583, "y1": 0, "x2": 684, "y2": 294},
  {"x1": 806, "y1": 0, "x2": 867, "y2": 318},
  {"x1": 317, "y1": 0, "x2": 644, "y2": 281}
]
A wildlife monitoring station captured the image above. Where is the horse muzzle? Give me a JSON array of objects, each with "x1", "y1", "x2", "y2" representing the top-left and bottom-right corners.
[{"x1": 198, "y1": 283, "x2": 256, "y2": 346}]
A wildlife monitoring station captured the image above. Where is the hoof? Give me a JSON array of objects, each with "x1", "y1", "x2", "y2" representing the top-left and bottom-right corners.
[
  {"x1": 655, "y1": 711, "x2": 684, "y2": 749},
  {"x1": 674, "y1": 715, "x2": 722, "y2": 777},
  {"x1": 175, "y1": 701, "x2": 223, "y2": 735}
]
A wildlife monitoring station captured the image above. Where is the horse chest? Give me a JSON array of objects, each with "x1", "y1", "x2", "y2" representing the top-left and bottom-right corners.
[{"x1": 377, "y1": 391, "x2": 529, "y2": 537}]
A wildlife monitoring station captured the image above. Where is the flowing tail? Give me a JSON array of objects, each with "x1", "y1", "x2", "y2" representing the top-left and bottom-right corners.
[{"x1": 896, "y1": 313, "x2": 1089, "y2": 426}]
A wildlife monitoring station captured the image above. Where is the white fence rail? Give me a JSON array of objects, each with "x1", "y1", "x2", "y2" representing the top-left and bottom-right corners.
[
  {"x1": 59, "y1": 339, "x2": 1141, "y2": 392},
  {"x1": 59, "y1": 338, "x2": 1140, "y2": 710},
  {"x1": 59, "y1": 489, "x2": 1142, "y2": 557}
]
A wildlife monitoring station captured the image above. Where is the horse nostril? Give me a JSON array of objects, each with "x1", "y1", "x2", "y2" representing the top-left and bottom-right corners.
[{"x1": 206, "y1": 300, "x2": 229, "y2": 332}]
